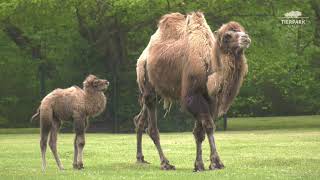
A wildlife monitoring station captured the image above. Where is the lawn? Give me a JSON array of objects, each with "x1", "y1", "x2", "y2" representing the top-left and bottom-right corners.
[{"x1": 0, "y1": 116, "x2": 319, "y2": 179}]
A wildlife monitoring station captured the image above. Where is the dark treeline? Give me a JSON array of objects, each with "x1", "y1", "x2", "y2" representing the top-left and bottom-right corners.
[{"x1": 0, "y1": 0, "x2": 319, "y2": 132}]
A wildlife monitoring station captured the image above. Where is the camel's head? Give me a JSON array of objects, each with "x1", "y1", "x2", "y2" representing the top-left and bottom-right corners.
[
  {"x1": 83, "y1": 74, "x2": 109, "y2": 92},
  {"x1": 215, "y1": 21, "x2": 251, "y2": 54}
]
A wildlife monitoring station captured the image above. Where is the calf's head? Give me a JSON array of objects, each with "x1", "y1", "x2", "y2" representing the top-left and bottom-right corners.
[{"x1": 83, "y1": 74, "x2": 109, "y2": 92}]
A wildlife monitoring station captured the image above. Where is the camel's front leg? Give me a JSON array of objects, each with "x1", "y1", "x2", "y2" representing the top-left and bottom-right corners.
[
  {"x1": 193, "y1": 121, "x2": 205, "y2": 172},
  {"x1": 204, "y1": 117, "x2": 224, "y2": 170},
  {"x1": 184, "y1": 93, "x2": 224, "y2": 171}
]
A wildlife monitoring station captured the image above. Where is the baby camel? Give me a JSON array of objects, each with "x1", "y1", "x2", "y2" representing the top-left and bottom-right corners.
[{"x1": 31, "y1": 74, "x2": 109, "y2": 170}]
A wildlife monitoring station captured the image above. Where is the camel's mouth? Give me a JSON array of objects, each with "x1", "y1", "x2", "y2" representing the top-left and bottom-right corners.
[
  {"x1": 101, "y1": 80, "x2": 109, "y2": 91},
  {"x1": 93, "y1": 79, "x2": 109, "y2": 92},
  {"x1": 238, "y1": 32, "x2": 251, "y2": 49}
]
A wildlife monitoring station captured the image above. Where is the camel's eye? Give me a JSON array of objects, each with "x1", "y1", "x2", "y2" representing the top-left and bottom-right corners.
[
  {"x1": 230, "y1": 28, "x2": 239, "y2": 32},
  {"x1": 93, "y1": 80, "x2": 99, "y2": 86},
  {"x1": 224, "y1": 34, "x2": 232, "y2": 41}
]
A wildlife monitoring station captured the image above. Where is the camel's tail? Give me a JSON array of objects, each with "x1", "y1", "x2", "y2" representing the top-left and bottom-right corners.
[
  {"x1": 30, "y1": 107, "x2": 40, "y2": 123},
  {"x1": 136, "y1": 54, "x2": 147, "y2": 94}
]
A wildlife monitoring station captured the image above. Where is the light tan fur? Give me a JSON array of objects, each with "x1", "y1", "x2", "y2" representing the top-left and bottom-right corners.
[
  {"x1": 137, "y1": 12, "x2": 215, "y2": 105},
  {"x1": 134, "y1": 12, "x2": 250, "y2": 171},
  {"x1": 207, "y1": 21, "x2": 249, "y2": 117},
  {"x1": 31, "y1": 74, "x2": 109, "y2": 171}
]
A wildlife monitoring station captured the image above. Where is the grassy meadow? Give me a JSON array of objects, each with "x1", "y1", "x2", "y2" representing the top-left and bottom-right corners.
[{"x1": 0, "y1": 116, "x2": 319, "y2": 179}]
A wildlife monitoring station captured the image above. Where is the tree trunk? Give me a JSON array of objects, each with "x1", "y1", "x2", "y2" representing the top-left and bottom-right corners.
[{"x1": 2, "y1": 21, "x2": 46, "y2": 98}]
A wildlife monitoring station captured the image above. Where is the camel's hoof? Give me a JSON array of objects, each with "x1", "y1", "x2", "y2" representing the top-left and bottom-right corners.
[
  {"x1": 161, "y1": 162, "x2": 176, "y2": 170},
  {"x1": 136, "y1": 156, "x2": 150, "y2": 164},
  {"x1": 209, "y1": 161, "x2": 224, "y2": 170},
  {"x1": 136, "y1": 159, "x2": 150, "y2": 164},
  {"x1": 73, "y1": 163, "x2": 84, "y2": 170},
  {"x1": 193, "y1": 161, "x2": 205, "y2": 172}
]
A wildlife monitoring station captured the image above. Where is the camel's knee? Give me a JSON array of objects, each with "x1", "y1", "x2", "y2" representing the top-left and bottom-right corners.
[
  {"x1": 40, "y1": 138, "x2": 48, "y2": 151},
  {"x1": 76, "y1": 136, "x2": 85, "y2": 148},
  {"x1": 198, "y1": 114, "x2": 215, "y2": 132},
  {"x1": 49, "y1": 137, "x2": 57, "y2": 150},
  {"x1": 193, "y1": 126, "x2": 205, "y2": 143},
  {"x1": 203, "y1": 121, "x2": 215, "y2": 134},
  {"x1": 49, "y1": 140, "x2": 55, "y2": 149},
  {"x1": 133, "y1": 114, "x2": 143, "y2": 129},
  {"x1": 74, "y1": 117, "x2": 86, "y2": 136},
  {"x1": 143, "y1": 91, "x2": 156, "y2": 108},
  {"x1": 147, "y1": 127, "x2": 159, "y2": 142},
  {"x1": 40, "y1": 131, "x2": 50, "y2": 151},
  {"x1": 134, "y1": 110, "x2": 147, "y2": 132}
]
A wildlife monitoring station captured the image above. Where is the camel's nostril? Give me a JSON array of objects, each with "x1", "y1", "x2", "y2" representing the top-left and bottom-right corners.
[
  {"x1": 242, "y1": 34, "x2": 249, "y2": 38},
  {"x1": 240, "y1": 35, "x2": 251, "y2": 44}
]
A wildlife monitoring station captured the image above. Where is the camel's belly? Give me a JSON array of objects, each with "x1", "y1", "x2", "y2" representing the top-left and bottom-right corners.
[{"x1": 147, "y1": 60, "x2": 182, "y2": 100}]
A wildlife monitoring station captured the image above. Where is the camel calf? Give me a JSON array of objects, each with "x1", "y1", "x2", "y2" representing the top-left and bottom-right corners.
[{"x1": 31, "y1": 74, "x2": 109, "y2": 170}]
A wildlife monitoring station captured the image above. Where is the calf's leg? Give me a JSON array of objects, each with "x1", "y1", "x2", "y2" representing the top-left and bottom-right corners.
[
  {"x1": 39, "y1": 108, "x2": 52, "y2": 171},
  {"x1": 49, "y1": 119, "x2": 64, "y2": 170},
  {"x1": 73, "y1": 114, "x2": 86, "y2": 169}
]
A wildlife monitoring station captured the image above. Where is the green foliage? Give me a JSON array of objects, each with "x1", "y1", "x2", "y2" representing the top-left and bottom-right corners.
[{"x1": 0, "y1": 0, "x2": 320, "y2": 131}]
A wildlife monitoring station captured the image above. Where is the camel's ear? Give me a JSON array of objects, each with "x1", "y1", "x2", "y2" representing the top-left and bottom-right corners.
[
  {"x1": 195, "y1": 11, "x2": 203, "y2": 17},
  {"x1": 186, "y1": 15, "x2": 190, "y2": 25},
  {"x1": 213, "y1": 30, "x2": 219, "y2": 39}
]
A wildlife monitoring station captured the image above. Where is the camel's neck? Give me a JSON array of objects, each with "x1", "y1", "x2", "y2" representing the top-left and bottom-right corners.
[
  {"x1": 210, "y1": 44, "x2": 248, "y2": 117},
  {"x1": 221, "y1": 52, "x2": 245, "y2": 75},
  {"x1": 84, "y1": 90, "x2": 106, "y2": 117},
  {"x1": 212, "y1": 41, "x2": 246, "y2": 75}
]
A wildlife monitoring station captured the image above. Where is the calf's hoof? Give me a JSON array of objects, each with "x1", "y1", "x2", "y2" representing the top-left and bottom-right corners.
[{"x1": 193, "y1": 161, "x2": 205, "y2": 172}]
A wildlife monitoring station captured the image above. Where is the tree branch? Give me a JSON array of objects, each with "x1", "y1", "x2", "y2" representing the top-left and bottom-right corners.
[
  {"x1": 2, "y1": 20, "x2": 42, "y2": 59},
  {"x1": 75, "y1": 6, "x2": 94, "y2": 43},
  {"x1": 2, "y1": 20, "x2": 30, "y2": 50}
]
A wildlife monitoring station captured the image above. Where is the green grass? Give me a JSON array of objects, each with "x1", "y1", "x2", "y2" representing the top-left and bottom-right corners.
[
  {"x1": 0, "y1": 116, "x2": 319, "y2": 179},
  {"x1": 0, "y1": 128, "x2": 39, "y2": 134},
  {"x1": 226, "y1": 115, "x2": 320, "y2": 131}
]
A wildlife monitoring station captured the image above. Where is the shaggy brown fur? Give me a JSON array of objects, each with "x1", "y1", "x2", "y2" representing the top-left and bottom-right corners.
[
  {"x1": 31, "y1": 75, "x2": 109, "y2": 171},
  {"x1": 208, "y1": 21, "x2": 250, "y2": 117},
  {"x1": 134, "y1": 12, "x2": 250, "y2": 171}
]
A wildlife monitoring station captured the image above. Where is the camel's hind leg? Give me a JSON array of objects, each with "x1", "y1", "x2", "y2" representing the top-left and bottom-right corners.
[
  {"x1": 49, "y1": 118, "x2": 64, "y2": 170},
  {"x1": 73, "y1": 135, "x2": 79, "y2": 169},
  {"x1": 144, "y1": 90, "x2": 175, "y2": 170},
  {"x1": 133, "y1": 104, "x2": 149, "y2": 164},
  {"x1": 39, "y1": 108, "x2": 52, "y2": 171}
]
